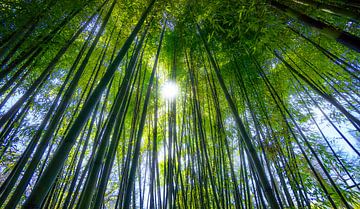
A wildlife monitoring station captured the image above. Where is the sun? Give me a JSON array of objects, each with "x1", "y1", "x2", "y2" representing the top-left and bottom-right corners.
[{"x1": 161, "y1": 81, "x2": 178, "y2": 100}]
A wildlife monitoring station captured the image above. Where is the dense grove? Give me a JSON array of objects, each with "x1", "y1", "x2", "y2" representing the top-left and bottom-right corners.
[{"x1": 0, "y1": 0, "x2": 359, "y2": 208}]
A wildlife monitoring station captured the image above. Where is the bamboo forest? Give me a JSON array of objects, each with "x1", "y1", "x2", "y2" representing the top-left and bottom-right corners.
[{"x1": 1, "y1": 0, "x2": 360, "y2": 208}]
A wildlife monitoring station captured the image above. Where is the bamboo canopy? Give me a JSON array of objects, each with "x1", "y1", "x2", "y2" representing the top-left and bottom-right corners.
[{"x1": 0, "y1": 0, "x2": 359, "y2": 208}]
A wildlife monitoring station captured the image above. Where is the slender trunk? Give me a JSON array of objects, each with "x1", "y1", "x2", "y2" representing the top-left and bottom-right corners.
[
  {"x1": 274, "y1": 51, "x2": 360, "y2": 131},
  {"x1": 122, "y1": 19, "x2": 165, "y2": 209},
  {"x1": 251, "y1": 51, "x2": 351, "y2": 208},
  {"x1": 291, "y1": 0, "x2": 360, "y2": 21},
  {"x1": 197, "y1": 24, "x2": 280, "y2": 208},
  {"x1": 92, "y1": 39, "x2": 143, "y2": 209},
  {"x1": 271, "y1": 1, "x2": 360, "y2": 53},
  {"x1": 22, "y1": 1, "x2": 156, "y2": 207},
  {"x1": 77, "y1": 22, "x2": 144, "y2": 209},
  {"x1": 0, "y1": 12, "x2": 97, "y2": 128}
]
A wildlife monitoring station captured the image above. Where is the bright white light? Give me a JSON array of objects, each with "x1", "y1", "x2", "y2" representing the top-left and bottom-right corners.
[{"x1": 161, "y1": 81, "x2": 178, "y2": 100}]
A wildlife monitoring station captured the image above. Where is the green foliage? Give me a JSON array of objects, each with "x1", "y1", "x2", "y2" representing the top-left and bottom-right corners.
[{"x1": 0, "y1": 0, "x2": 359, "y2": 208}]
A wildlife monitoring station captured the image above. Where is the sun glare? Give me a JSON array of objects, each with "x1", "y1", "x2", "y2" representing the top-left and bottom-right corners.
[{"x1": 161, "y1": 81, "x2": 178, "y2": 100}]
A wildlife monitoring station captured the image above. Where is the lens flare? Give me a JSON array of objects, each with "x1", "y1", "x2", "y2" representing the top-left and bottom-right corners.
[{"x1": 161, "y1": 81, "x2": 178, "y2": 100}]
